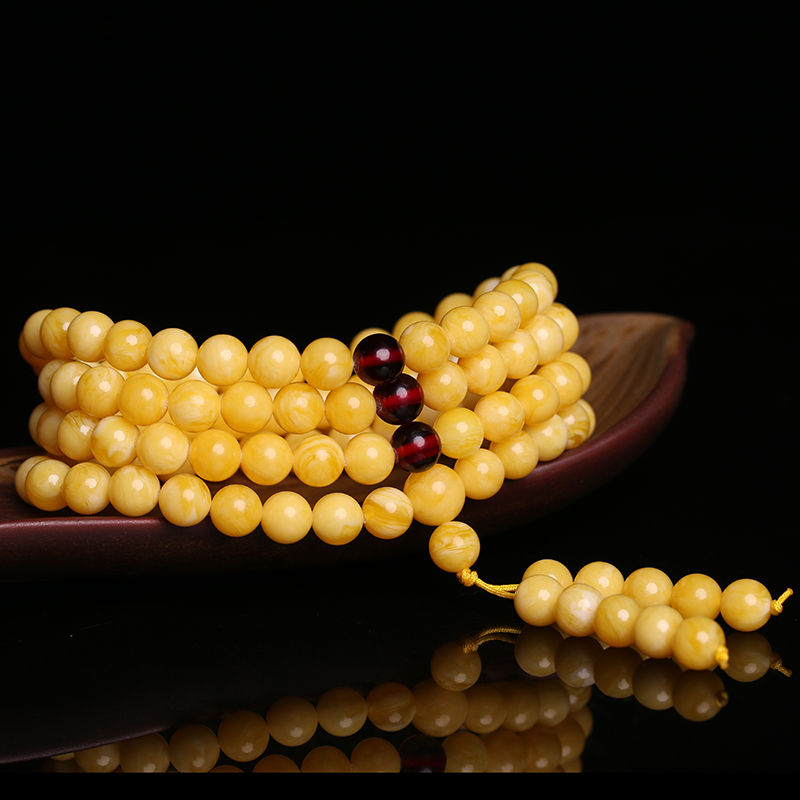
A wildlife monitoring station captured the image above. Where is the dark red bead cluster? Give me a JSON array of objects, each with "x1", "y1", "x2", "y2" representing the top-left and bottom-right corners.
[{"x1": 353, "y1": 333, "x2": 441, "y2": 473}]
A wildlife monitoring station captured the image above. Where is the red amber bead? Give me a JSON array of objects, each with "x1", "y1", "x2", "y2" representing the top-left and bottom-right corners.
[
  {"x1": 353, "y1": 333, "x2": 405, "y2": 386},
  {"x1": 392, "y1": 421, "x2": 441, "y2": 472},
  {"x1": 374, "y1": 374, "x2": 425, "y2": 425}
]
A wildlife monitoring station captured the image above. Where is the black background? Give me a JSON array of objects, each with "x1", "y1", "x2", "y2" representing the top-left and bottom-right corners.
[{"x1": 1, "y1": 18, "x2": 796, "y2": 772}]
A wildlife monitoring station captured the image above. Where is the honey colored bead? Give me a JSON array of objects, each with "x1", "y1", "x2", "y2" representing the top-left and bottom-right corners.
[
  {"x1": 14, "y1": 454, "x2": 49, "y2": 504},
  {"x1": 25, "y1": 458, "x2": 70, "y2": 511},
  {"x1": 484, "y1": 729, "x2": 528, "y2": 773},
  {"x1": 343, "y1": 432, "x2": 396, "y2": 485},
  {"x1": 261, "y1": 491, "x2": 313, "y2": 543},
  {"x1": 76, "y1": 365, "x2": 125, "y2": 418},
  {"x1": 672, "y1": 670, "x2": 727, "y2": 722},
  {"x1": 210, "y1": 484, "x2": 262, "y2": 537},
  {"x1": 720, "y1": 578, "x2": 773, "y2": 631},
  {"x1": 514, "y1": 625, "x2": 561, "y2": 677},
  {"x1": 634, "y1": 604, "x2": 684, "y2": 659},
  {"x1": 522, "y1": 314, "x2": 564, "y2": 364},
  {"x1": 454, "y1": 448, "x2": 506, "y2": 500},
  {"x1": 40, "y1": 307, "x2": 80, "y2": 358},
  {"x1": 220, "y1": 380, "x2": 273, "y2": 433},
  {"x1": 91, "y1": 415, "x2": 139, "y2": 468},
  {"x1": 367, "y1": 682, "x2": 417, "y2": 732},
  {"x1": 316, "y1": 687, "x2": 368, "y2": 737},
  {"x1": 519, "y1": 727, "x2": 562, "y2": 772},
  {"x1": 62, "y1": 462, "x2": 111, "y2": 515},
  {"x1": 515, "y1": 262, "x2": 559, "y2": 297},
  {"x1": 559, "y1": 351, "x2": 591, "y2": 392},
  {"x1": 108, "y1": 464, "x2": 161, "y2": 516},
  {"x1": 363, "y1": 486, "x2": 414, "y2": 539},
  {"x1": 623, "y1": 567, "x2": 674, "y2": 607},
  {"x1": 66, "y1": 310, "x2": 114, "y2": 363},
  {"x1": 267, "y1": 696, "x2": 318, "y2": 747},
  {"x1": 248, "y1": 335, "x2": 301, "y2": 389},
  {"x1": 196, "y1": 333, "x2": 248, "y2": 386},
  {"x1": 577, "y1": 398, "x2": 596, "y2": 438},
  {"x1": 392, "y1": 311, "x2": 434, "y2": 339},
  {"x1": 458, "y1": 344, "x2": 508, "y2": 395},
  {"x1": 351, "y1": 738, "x2": 402, "y2": 773},
  {"x1": 50, "y1": 360, "x2": 90, "y2": 411},
  {"x1": 21, "y1": 308, "x2": 53, "y2": 360},
  {"x1": 472, "y1": 290, "x2": 522, "y2": 342},
  {"x1": 118, "y1": 372, "x2": 169, "y2": 426},
  {"x1": 671, "y1": 573, "x2": 723, "y2": 619},
  {"x1": 119, "y1": 733, "x2": 171, "y2": 773},
  {"x1": 536, "y1": 360, "x2": 584, "y2": 410},
  {"x1": 631, "y1": 658, "x2": 681, "y2": 711},
  {"x1": 560, "y1": 402, "x2": 593, "y2": 449},
  {"x1": 514, "y1": 573, "x2": 564, "y2": 627},
  {"x1": 428, "y1": 520, "x2": 480, "y2": 573},
  {"x1": 524, "y1": 415, "x2": 569, "y2": 461},
  {"x1": 430, "y1": 640, "x2": 482, "y2": 692},
  {"x1": 435, "y1": 292, "x2": 474, "y2": 323},
  {"x1": 300, "y1": 337, "x2": 353, "y2": 391},
  {"x1": 399, "y1": 320, "x2": 451, "y2": 373},
  {"x1": 433, "y1": 407, "x2": 484, "y2": 459},
  {"x1": 510, "y1": 374, "x2": 560, "y2": 425},
  {"x1": 404, "y1": 464, "x2": 466, "y2": 527},
  {"x1": 168, "y1": 380, "x2": 221, "y2": 433},
  {"x1": 546, "y1": 303, "x2": 580, "y2": 352},
  {"x1": 253, "y1": 755, "x2": 299, "y2": 773},
  {"x1": 497, "y1": 680, "x2": 541, "y2": 732},
  {"x1": 36, "y1": 404, "x2": 67, "y2": 455},
  {"x1": 490, "y1": 430, "x2": 539, "y2": 480},
  {"x1": 594, "y1": 594, "x2": 642, "y2": 648},
  {"x1": 416, "y1": 360, "x2": 468, "y2": 411},
  {"x1": 37, "y1": 358, "x2": 68, "y2": 406},
  {"x1": 443, "y1": 731, "x2": 489, "y2": 774},
  {"x1": 494, "y1": 329, "x2": 540, "y2": 380},
  {"x1": 217, "y1": 710, "x2": 270, "y2": 762},
  {"x1": 103, "y1": 319, "x2": 152, "y2": 371},
  {"x1": 555, "y1": 583, "x2": 604, "y2": 637},
  {"x1": 574, "y1": 561, "x2": 624, "y2": 599},
  {"x1": 189, "y1": 429, "x2": 242, "y2": 482},
  {"x1": 74, "y1": 743, "x2": 121, "y2": 773},
  {"x1": 312, "y1": 492, "x2": 363, "y2": 545},
  {"x1": 672, "y1": 617, "x2": 728, "y2": 671},
  {"x1": 523, "y1": 559, "x2": 573, "y2": 587},
  {"x1": 272, "y1": 382, "x2": 325, "y2": 434},
  {"x1": 515, "y1": 266, "x2": 556, "y2": 313},
  {"x1": 146, "y1": 328, "x2": 198, "y2": 380},
  {"x1": 159, "y1": 474, "x2": 212, "y2": 527},
  {"x1": 241, "y1": 431, "x2": 293, "y2": 485},
  {"x1": 293, "y1": 433, "x2": 345, "y2": 487},
  {"x1": 324, "y1": 381, "x2": 376, "y2": 434},
  {"x1": 169, "y1": 724, "x2": 219, "y2": 772},
  {"x1": 441, "y1": 306, "x2": 491, "y2": 358},
  {"x1": 136, "y1": 421, "x2": 190, "y2": 475},
  {"x1": 412, "y1": 678, "x2": 468, "y2": 738},
  {"x1": 474, "y1": 391, "x2": 525, "y2": 442},
  {"x1": 495, "y1": 278, "x2": 540, "y2": 324},
  {"x1": 464, "y1": 684, "x2": 508, "y2": 734}
]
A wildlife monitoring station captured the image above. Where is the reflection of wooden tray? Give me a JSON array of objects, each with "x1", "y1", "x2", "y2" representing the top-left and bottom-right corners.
[{"x1": 0, "y1": 313, "x2": 694, "y2": 582}]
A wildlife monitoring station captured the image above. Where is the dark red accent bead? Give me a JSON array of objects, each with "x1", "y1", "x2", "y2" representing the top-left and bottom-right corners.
[
  {"x1": 392, "y1": 421, "x2": 441, "y2": 472},
  {"x1": 373, "y1": 373, "x2": 425, "y2": 425},
  {"x1": 352, "y1": 333, "x2": 405, "y2": 387},
  {"x1": 399, "y1": 734, "x2": 447, "y2": 773}
]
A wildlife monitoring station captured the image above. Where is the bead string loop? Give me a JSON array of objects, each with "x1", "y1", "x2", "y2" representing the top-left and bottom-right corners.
[
  {"x1": 458, "y1": 569, "x2": 518, "y2": 599},
  {"x1": 771, "y1": 588, "x2": 793, "y2": 616}
]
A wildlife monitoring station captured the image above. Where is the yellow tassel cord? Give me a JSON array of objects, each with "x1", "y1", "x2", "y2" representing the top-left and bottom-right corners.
[
  {"x1": 771, "y1": 588, "x2": 793, "y2": 616},
  {"x1": 458, "y1": 569, "x2": 518, "y2": 599},
  {"x1": 460, "y1": 626, "x2": 522, "y2": 653}
]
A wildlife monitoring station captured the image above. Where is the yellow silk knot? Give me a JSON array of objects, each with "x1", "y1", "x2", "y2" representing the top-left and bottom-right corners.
[
  {"x1": 715, "y1": 645, "x2": 730, "y2": 671},
  {"x1": 457, "y1": 569, "x2": 518, "y2": 599},
  {"x1": 771, "y1": 587, "x2": 793, "y2": 616}
]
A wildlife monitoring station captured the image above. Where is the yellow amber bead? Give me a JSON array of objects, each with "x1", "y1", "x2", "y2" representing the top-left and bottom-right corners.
[
  {"x1": 472, "y1": 290, "x2": 522, "y2": 342},
  {"x1": 159, "y1": 474, "x2": 212, "y2": 527},
  {"x1": 473, "y1": 276, "x2": 501, "y2": 297},
  {"x1": 189, "y1": 429, "x2": 242, "y2": 481},
  {"x1": 524, "y1": 415, "x2": 568, "y2": 461},
  {"x1": 577, "y1": 398, "x2": 596, "y2": 438},
  {"x1": 367, "y1": 682, "x2": 417, "y2": 732},
  {"x1": 217, "y1": 710, "x2": 270, "y2": 763},
  {"x1": 146, "y1": 328, "x2": 198, "y2": 380},
  {"x1": 671, "y1": 573, "x2": 723, "y2": 619},
  {"x1": 555, "y1": 583, "x2": 604, "y2": 637},
  {"x1": 316, "y1": 687, "x2": 368, "y2": 737},
  {"x1": 594, "y1": 594, "x2": 642, "y2": 648},
  {"x1": 391, "y1": 311, "x2": 432, "y2": 340},
  {"x1": 108, "y1": 464, "x2": 161, "y2": 516},
  {"x1": 633, "y1": 604, "x2": 684, "y2": 658},
  {"x1": 623, "y1": 567, "x2": 674, "y2": 607},
  {"x1": 91, "y1": 415, "x2": 139, "y2": 468},
  {"x1": 76, "y1": 365, "x2": 125, "y2": 418},
  {"x1": 50, "y1": 360, "x2": 90, "y2": 411},
  {"x1": 74, "y1": 743, "x2": 121, "y2": 773},
  {"x1": 458, "y1": 344, "x2": 508, "y2": 395},
  {"x1": 351, "y1": 738, "x2": 402, "y2": 773},
  {"x1": 136, "y1": 421, "x2": 190, "y2": 475},
  {"x1": 536, "y1": 360, "x2": 584, "y2": 410},
  {"x1": 435, "y1": 292, "x2": 474, "y2": 323},
  {"x1": 454, "y1": 448, "x2": 506, "y2": 500},
  {"x1": 241, "y1": 431, "x2": 293, "y2": 485},
  {"x1": 324, "y1": 381, "x2": 376, "y2": 434},
  {"x1": 301, "y1": 746, "x2": 350, "y2": 773},
  {"x1": 292, "y1": 434, "x2": 345, "y2": 487},
  {"x1": 40, "y1": 307, "x2": 80, "y2": 359},
  {"x1": 430, "y1": 640, "x2": 482, "y2": 692},
  {"x1": 300, "y1": 337, "x2": 353, "y2": 391},
  {"x1": 560, "y1": 402, "x2": 593, "y2": 449},
  {"x1": 37, "y1": 358, "x2": 67, "y2": 406},
  {"x1": 495, "y1": 278, "x2": 540, "y2": 324},
  {"x1": 672, "y1": 617, "x2": 728, "y2": 671},
  {"x1": 514, "y1": 267, "x2": 556, "y2": 313},
  {"x1": 433, "y1": 407, "x2": 484, "y2": 459},
  {"x1": 559, "y1": 351, "x2": 591, "y2": 392},
  {"x1": 412, "y1": 678, "x2": 468, "y2": 738},
  {"x1": 220, "y1": 380, "x2": 274, "y2": 434},
  {"x1": 490, "y1": 430, "x2": 539, "y2": 480},
  {"x1": 474, "y1": 391, "x2": 525, "y2": 443},
  {"x1": 312, "y1": 492, "x2": 363, "y2": 545},
  {"x1": 428, "y1": 520, "x2": 480, "y2": 572},
  {"x1": 57, "y1": 410, "x2": 98, "y2": 461},
  {"x1": 210, "y1": 484, "x2": 262, "y2": 537},
  {"x1": 443, "y1": 731, "x2": 490, "y2": 774},
  {"x1": 515, "y1": 262, "x2": 558, "y2": 296},
  {"x1": 14, "y1": 454, "x2": 49, "y2": 504},
  {"x1": 399, "y1": 320, "x2": 451, "y2": 374},
  {"x1": 523, "y1": 559, "x2": 573, "y2": 587},
  {"x1": 25, "y1": 458, "x2": 70, "y2": 511},
  {"x1": 21, "y1": 308, "x2": 53, "y2": 360},
  {"x1": 36, "y1": 405, "x2": 67, "y2": 455},
  {"x1": 168, "y1": 380, "x2": 221, "y2": 433},
  {"x1": 196, "y1": 333, "x2": 248, "y2": 386},
  {"x1": 248, "y1": 335, "x2": 301, "y2": 389},
  {"x1": 118, "y1": 733, "x2": 171, "y2": 773},
  {"x1": 510, "y1": 374, "x2": 560, "y2": 426},
  {"x1": 118, "y1": 372, "x2": 169, "y2": 426},
  {"x1": 522, "y1": 315, "x2": 564, "y2": 364},
  {"x1": 362, "y1": 486, "x2": 414, "y2": 539},
  {"x1": 494, "y1": 329, "x2": 540, "y2": 380},
  {"x1": 169, "y1": 724, "x2": 219, "y2": 773},
  {"x1": 416, "y1": 360, "x2": 468, "y2": 411},
  {"x1": 252, "y1": 755, "x2": 299, "y2": 773},
  {"x1": 62, "y1": 462, "x2": 111, "y2": 515},
  {"x1": 103, "y1": 320, "x2": 152, "y2": 371},
  {"x1": 514, "y1": 573, "x2": 563, "y2": 627},
  {"x1": 440, "y1": 306, "x2": 491, "y2": 359},
  {"x1": 720, "y1": 578, "x2": 773, "y2": 631},
  {"x1": 267, "y1": 696, "x2": 319, "y2": 746},
  {"x1": 272, "y1": 382, "x2": 325, "y2": 434},
  {"x1": 261, "y1": 491, "x2": 313, "y2": 543},
  {"x1": 574, "y1": 561, "x2": 625, "y2": 598},
  {"x1": 546, "y1": 303, "x2": 580, "y2": 352},
  {"x1": 66, "y1": 310, "x2": 114, "y2": 363},
  {"x1": 343, "y1": 432, "x2": 396, "y2": 484},
  {"x1": 404, "y1": 464, "x2": 466, "y2": 526}
]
